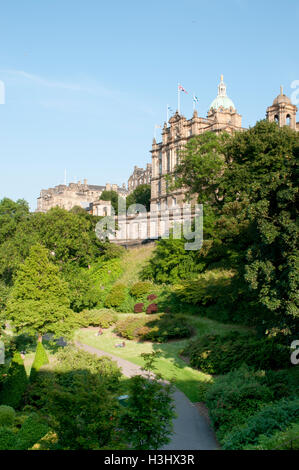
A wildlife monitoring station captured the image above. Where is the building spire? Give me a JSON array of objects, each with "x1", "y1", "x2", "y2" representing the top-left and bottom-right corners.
[{"x1": 218, "y1": 75, "x2": 227, "y2": 97}]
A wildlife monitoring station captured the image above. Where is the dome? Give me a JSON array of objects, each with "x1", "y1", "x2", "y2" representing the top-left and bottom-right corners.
[
  {"x1": 273, "y1": 94, "x2": 291, "y2": 105},
  {"x1": 209, "y1": 75, "x2": 236, "y2": 111},
  {"x1": 210, "y1": 95, "x2": 236, "y2": 110}
]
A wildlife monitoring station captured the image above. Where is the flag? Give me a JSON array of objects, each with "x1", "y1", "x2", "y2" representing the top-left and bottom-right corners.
[
  {"x1": 178, "y1": 84, "x2": 188, "y2": 94},
  {"x1": 193, "y1": 95, "x2": 199, "y2": 103}
]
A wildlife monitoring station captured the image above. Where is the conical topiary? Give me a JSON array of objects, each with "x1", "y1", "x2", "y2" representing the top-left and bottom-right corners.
[{"x1": 29, "y1": 342, "x2": 49, "y2": 382}]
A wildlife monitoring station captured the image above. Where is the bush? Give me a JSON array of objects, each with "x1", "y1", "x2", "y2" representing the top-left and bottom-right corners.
[
  {"x1": 63, "y1": 265, "x2": 104, "y2": 312},
  {"x1": 130, "y1": 281, "x2": 152, "y2": 298},
  {"x1": 30, "y1": 342, "x2": 49, "y2": 382},
  {"x1": 55, "y1": 346, "x2": 122, "y2": 392},
  {"x1": 115, "y1": 314, "x2": 193, "y2": 343},
  {"x1": 206, "y1": 366, "x2": 274, "y2": 440},
  {"x1": 174, "y1": 269, "x2": 235, "y2": 306},
  {"x1": 14, "y1": 413, "x2": 50, "y2": 450},
  {"x1": 79, "y1": 308, "x2": 117, "y2": 328},
  {"x1": 0, "y1": 405, "x2": 15, "y2": 427},
  {"x1": 147, "y1": 294, "x2": 157, "y2": 301},
  {"x1": 134, "y1": 303, "x2": 144, "y2": 313},
  {"x1": 104, "y1": 284, "x2": 127, "y2": 309},
  {"x1": 0, "y1": 352, "x2": 28, "y2": 409},
  {"x1": 244, "y1": 422, "x2": 299, "y2": 450},
  {"x1": 223, "y1": 398, "x2": 299, "y2": 450},
  {"x1": 89, "y1": 259, "x2": 123, "y2": 287},
  {"x1": 182, "y1": 331, "x2": 290, "y2": 374},
  {"x1": 146, "y1": 303, "x2": 158, "y2": 314},
  {"x1": 115, "y1": 316, "x2": 151, "y2": 340},
  {"x1": 0, "y1": 426, "x2": 16, "y2": 449}
]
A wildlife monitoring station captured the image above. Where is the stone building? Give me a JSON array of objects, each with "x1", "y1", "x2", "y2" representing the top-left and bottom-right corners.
[
  {"x1": 150, "y1": 78, "x2": 299, "y2": 212},
  {"x1": 266, "y1": 86, "x2": 299, "y2": 131},
  {"x1": 127, "y1": 164, "x2": 152, "y2": 193},
  {"x1": 36, "y1": 180, "x2": 127, "y2": 213},
  {"x1": 150, "y1": 75, "x2": 243, "y2": 212}
]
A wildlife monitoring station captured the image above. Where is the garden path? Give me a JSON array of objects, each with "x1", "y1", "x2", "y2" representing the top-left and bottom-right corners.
[{"x1": 75, "y1": 340, "x2": 219, "y2": 450}]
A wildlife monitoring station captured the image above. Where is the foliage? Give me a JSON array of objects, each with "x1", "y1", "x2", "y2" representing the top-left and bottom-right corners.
[
  {"x1": 0, "y1": 352, "x2": 28, "y2": 409},
  {"x1": 244, "y1": 422, "x2": 299, "y2": 450},
  {"x1": 89, "y1": 258, "x2": 123, "y2": 288},
  {"x1": 130, "y1": 281, "x2": 152, "y2": 298},
  {"x1": 0, "y1": 405, "x2": 15, "y2": 427},
  {"x1": 141, "y1": 237, "x2": 203, "y2": 284},
  {"x1": 126, "y1": 184, "x2": 151, "y2": 212},
  {"x1": 79, "y1": 308, "x2": 117, "y2": 328},
  {"x1": 5, "y1": 244, "x2": 74, "y2": 339},
  {"x1": 30, "y1": 342, "x2": 49, "y2": 382},
  {"x1": 115, "y1": 314, "x2": 193, "y2": 343},
  {"x1": 182, "y1": 331, "x2": 290, "y2": 374},
  {"x1": 222, "y1": 397, "x2": 299, "y2": 450},
  {"x1": 120, "y1": 352, "x2": 176, "y2": 450},
  {"x1": 54, "y1": 346, "x2": 122, "y2": 392},
  {"x1": 26, "y1": 352, "x2": 123, "y2": 449},
  {"x1": 173, "y1": 269, "x2": 235, "y2": 305},
  {"x1": 100, "y1": 190, "x2": 125, "y2": 214},
  {"x1": 62, "y1": 264, "x2": 104, "y2": 312},
  {"x1": 104, "y1": 284, "x2": 127, "y2": 309}
]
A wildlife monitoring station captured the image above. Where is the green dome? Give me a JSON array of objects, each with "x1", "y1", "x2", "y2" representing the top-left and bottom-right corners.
[{"x1": 210, "y1": 95, "x2": 235, "y2": 110}]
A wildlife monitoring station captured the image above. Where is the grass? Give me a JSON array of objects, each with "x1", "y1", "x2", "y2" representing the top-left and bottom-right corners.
[
  {"x1": 117, "y1": 244, "x2": 156, "y2": 285},
  {"x1": 74, "y1": 312, "x2": 249, "y2": 402},
  {"x1": 75, "y1": 324, "x2": 212, "y2": 402}
]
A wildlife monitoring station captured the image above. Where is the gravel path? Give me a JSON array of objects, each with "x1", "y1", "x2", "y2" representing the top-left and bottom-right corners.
[{"x1": 75, "y1": 341, "x2": 219, "y2": 450}]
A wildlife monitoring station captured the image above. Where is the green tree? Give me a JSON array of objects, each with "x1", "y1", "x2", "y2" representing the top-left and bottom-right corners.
[
  {"x1": 5, "y1": 244, "x2": 73, "y2": 341},
  {"x1": 100, "y1": 190, "x2": 126, "y2": 214},
  {"x1": 120, "y1": 352, "x2": 175, "y2": 450},
  {"x1": 0, "y1": 351, "x2": 28, "y2": 409},
  {"x1": 0, "y1": 198, "x2": 29, "y2": 246},
  {"x1": 29, "y1": 342, "x2": 49, "y2": 382},
  {"x1": 126, "y1": 184, "x2": 151, "y2": 212}
]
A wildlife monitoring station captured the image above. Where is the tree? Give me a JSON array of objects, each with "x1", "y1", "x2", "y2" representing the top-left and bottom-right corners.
[
  {"x1": 126, "y1": 184, "x2": 151, "y2": 212},
  {"x1": 100, "y1": 190, "x2": 126, "y2": 214},
  {"x1": 120, "y1": 352, "x2": 175, "y2": 450},
  {"x1": 0, "y1": 198, "x2": 29, "y2": 246},
  {"x1": 29, "y1": 342, "x2": 49, "y2": 382},
  {"x1": 0, "y1": 351, "x2": 28, "y2": 409},
  {"x1": 222, "y1": 121, "x2": 299, "y2": 333},
  {"x1": 5, "y1": 244, "x2": 73, "y2": 341}
]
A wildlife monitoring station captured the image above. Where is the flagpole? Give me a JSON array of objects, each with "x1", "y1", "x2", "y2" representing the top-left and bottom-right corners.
[
  {"x1": 193, "y1": 92, "x2": 195, "y2": 112},
  {"x1": 178, "y1": 83, "x2": 180, "y2": 114},
  {"x1": 167, "y1": 104, "x2": 169, "y2": 125}
]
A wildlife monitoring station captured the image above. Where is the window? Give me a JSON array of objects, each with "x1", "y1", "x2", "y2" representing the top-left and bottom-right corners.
[
  {"x1": 167, "y1": 152, "x2": 170, "y2": 172},
  {"x1": 286, "y1": 114, "x2": 291, "y2": 126}
]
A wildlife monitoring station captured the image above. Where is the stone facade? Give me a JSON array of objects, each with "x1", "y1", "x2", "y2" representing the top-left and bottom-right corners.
[
  {"x1": 266, "y1": 86, "x2": 298, "y2": 131},
  {"x1": 37, "y1": 180, "x2": 127, "y2": 213},
  {"x1": 150, "y1": 76, "x2": 243, "y2": 212},
  {"x1": 88, "y1": 199, "x2": 112, "y2": 217},
  {"x1": 128, "y1": 164, "x2": 152, "y2": 193}
]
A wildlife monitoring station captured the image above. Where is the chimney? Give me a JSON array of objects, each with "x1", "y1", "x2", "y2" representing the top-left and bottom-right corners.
[{"x1": 84, "y1": 179, "x2": 87, "y2": 185}]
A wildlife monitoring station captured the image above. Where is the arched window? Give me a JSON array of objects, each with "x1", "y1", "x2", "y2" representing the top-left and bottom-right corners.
[
  {"x1": 274, "y1": 115, "x2": 279, "y2": 124},
  {"x1": 286, "y1": 114, "x2": 291, "y2": 126}
]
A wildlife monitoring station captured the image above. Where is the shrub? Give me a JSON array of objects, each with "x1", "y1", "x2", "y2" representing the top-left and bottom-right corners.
[
  {"x1": 143, "y1": 314, "x2": 193, "y2": 343},
  {"x1": 79, "y1": 309, "x2": 117, "y2": 328},
  {"x1": 30, "y1": 342, "x2": 49, "y2": 382},
  {"x1": 146, "y1": 303, "x2": 158, "y2": 314},
  {"x1": 174, "y1": 269, "x2": 235, "y2": 306},
  {"x1": 0, "y1": 352, "x2": 28, "y2": 409},
  {"x1": 205, "y1": 366, "x2": 274, "y2": 440},
  {"x1": 14, "y1": 413, "x2": 50, "y2": 450},
  {"x1": 89, "y1": 259, "x2": 123, "y2": 287},
  {"x1": 134, "y1": 303, "x2": 144, "y2": 313},
  {"x1": 182, "y1": 331, "x2": 290, "y2": 374},
  {"x1": 0, "y1": 426, "x2": 16, "y2": 449},
  {"x1": 130, "y1": 281, "x2": 152, "y2": 298},
  {"x1": 104, "y1": 284, "x2": 127, "y2": 308},
  {"x1": 115, "y1": 314, "x2": 193, "y2": 343},
  {"x1": 115, "y1": 316, "x2": 151, "y2": 340},
  {"x1": 223, "y1": 398, "x2": 299, "y2": 450},
  {"x1": 244, "y1": 422, "x2": 299, "y2": 450},
  {"x1": 147, "y1": 294, "x2": 157, "y2": 301},
  {"x1": 55, "y1": 346, "x2": 122, "y2": 391},
  {"x1": 0, "y1": 405, "x2": 15, "y2": 427}
]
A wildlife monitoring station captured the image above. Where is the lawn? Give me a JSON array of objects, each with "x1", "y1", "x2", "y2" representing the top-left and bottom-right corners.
[{"x1": 74, "y1": 314, "x2": 249, "y2": 402}]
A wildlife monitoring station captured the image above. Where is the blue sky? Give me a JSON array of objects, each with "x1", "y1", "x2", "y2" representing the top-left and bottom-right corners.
[{"x1": 0, "y1": 0, "x2": 298, "y2": 210}]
